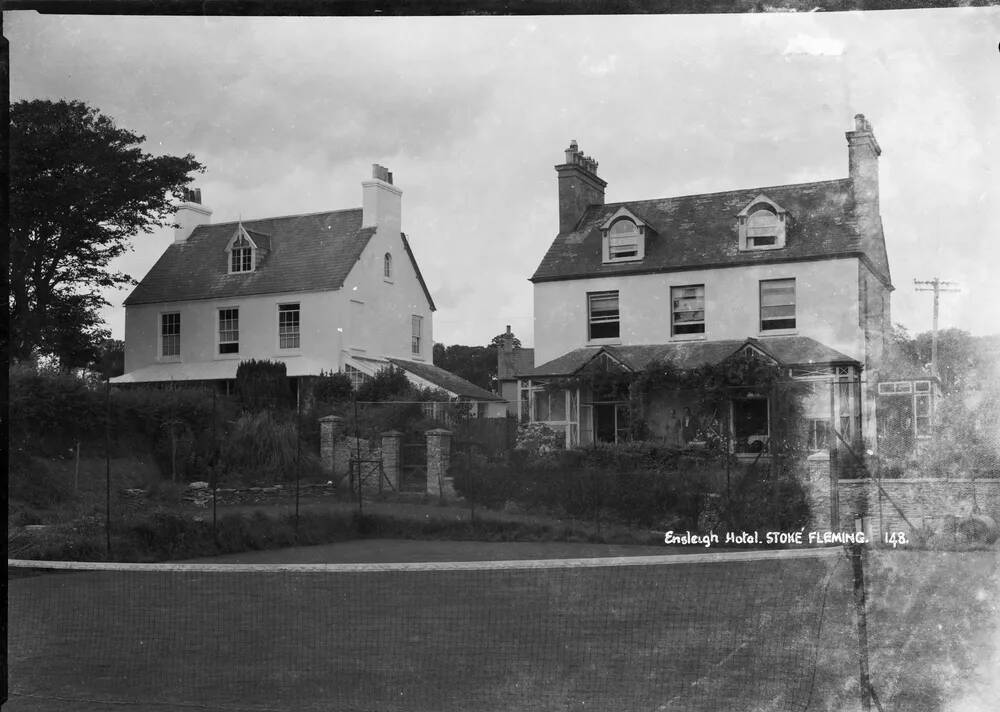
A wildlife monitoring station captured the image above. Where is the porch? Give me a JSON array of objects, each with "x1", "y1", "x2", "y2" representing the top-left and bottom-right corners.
[{"x1": 517, "y1": 337, "x2": 864, "y2": 459}]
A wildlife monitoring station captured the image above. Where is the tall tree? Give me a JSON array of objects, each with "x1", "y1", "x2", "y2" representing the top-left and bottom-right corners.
[
  {"x1": 9, "y1": 99, "x2": 203, "y2": 364},
  {"x1": 433, "y1": 330, "x2": 524, "y2": 390}
]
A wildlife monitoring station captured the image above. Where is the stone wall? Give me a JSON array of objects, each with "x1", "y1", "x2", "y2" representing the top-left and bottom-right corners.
[
  {"x1": 795, "y1": 453, "x2": 838, "y2": 531},
  {"x1": 838, "y1": 478, "x2": 1000, "y2": 539}
]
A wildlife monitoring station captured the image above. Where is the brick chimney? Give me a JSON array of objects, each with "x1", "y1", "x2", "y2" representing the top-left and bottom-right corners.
[
  {"x1": 497, "y1": 325, "x2": 516, "y2": 380},
  {"x1": 555, "y1": 140, "x2": 606, "y2": 234},
  {"x1": 846, "y1": 114, "x2": 881, "y2": 228},
  {"x1": 174, "y1": 187, "x2": 212, "y2": 243},
  {"x1": 362, "y1": 164, "x2": 402, "y2": 236}
]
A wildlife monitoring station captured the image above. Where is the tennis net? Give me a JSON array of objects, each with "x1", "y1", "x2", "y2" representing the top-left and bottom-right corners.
[{"x1": 8, "y1": 547, "x2": 858, "y2": 712}]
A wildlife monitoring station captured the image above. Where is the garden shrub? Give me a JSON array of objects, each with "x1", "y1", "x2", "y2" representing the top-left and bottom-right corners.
[
  {"x1": 717, "y1": 465, "x2": 810, "y2": 535},
  {"x1": 235, "y1": 359, "x2": 292, "y2": 412},
  {"x1": 220, "y1": 410, "x2": 323, "y2": 484},
  {"x1": 453, "y1": 442, "x2": 705, "y2": 530},
  {"x1": 8, "y1": 456, "x2": 76, "y2": 508}
]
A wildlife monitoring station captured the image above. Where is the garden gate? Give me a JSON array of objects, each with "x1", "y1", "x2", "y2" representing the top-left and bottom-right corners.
[{"x1": 399, "y1": 430, "x2": 427, "y2": 493}]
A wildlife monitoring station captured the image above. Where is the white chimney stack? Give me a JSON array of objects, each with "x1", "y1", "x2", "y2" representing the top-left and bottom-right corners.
[
  {"x1": 174, "y1": 187, "x2": 212, "y2": 243},
  {"x1": 362, "y1": 164, "x2": 402, "y2": 235}
]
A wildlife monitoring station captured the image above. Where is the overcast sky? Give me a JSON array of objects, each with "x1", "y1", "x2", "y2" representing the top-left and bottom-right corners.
[{"x1": 6, "y1": 8, "x2": 999, "y2": 348}]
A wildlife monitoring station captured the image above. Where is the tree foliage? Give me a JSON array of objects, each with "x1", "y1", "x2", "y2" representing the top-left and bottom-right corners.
[
  {"x1": 432, "y1": 330, "x2": 523, "y2": 390},
  {"x1": 235, "y1": 359, "x2": 292, "y2": 412},
  {"x1": 9, "y1": 99, "x2": 203, "y2": 365}
]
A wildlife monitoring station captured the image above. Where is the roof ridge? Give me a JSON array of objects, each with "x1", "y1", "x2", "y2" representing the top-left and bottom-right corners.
[
  {"x1": 208, "y1": 206, "x2": 362, "y2": 228},
  {"x1": 601, "y1": 177, "x2": 852, "y2": 209}
]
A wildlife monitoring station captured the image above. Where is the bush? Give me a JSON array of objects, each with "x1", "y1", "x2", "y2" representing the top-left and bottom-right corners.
[
  {"x1": 717, "y1": 466, "x2": 810, "y2": 535},
  {"x1": 236, "y1": 359, "x2": 292, "y2": 412},
  {"x1": 312, "y1": 371, "x2": 353, "y2": 403},
  {"x1": 453, "y1": 443, "x2": 703, "y2": 530},
  {"x1": 220, "y1": 411, "x2": 322, "y2": 484},
  {"x1": 113, "y1": 385, "x2": 233, "y2": 481},
  {"x1": 8, "y1": 456, "x2": 76, "y2": 508}
]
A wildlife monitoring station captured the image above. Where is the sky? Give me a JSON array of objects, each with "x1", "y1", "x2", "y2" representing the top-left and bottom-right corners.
[{"x1": 5, "y1": 8, "x2": 999, "y2": 349}]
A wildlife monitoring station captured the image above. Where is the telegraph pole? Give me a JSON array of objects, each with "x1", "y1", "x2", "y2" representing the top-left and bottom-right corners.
[{"x1": 913, "y1": 278, "x2": 960, "y2": 378}]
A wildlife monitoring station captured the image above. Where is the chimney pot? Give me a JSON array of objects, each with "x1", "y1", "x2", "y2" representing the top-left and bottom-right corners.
[
  {"x1": 556, "y1": 140, "x2": 606, "y2": 234},
  {"x1": 174, "y1": 187, "x2": 212, "y2": 243}
]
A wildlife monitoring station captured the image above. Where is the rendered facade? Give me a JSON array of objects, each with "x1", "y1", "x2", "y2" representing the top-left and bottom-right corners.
[
  {"x1": 521, "y1": 115, "x2": 894, "y2": 455},
  {"x1": 114, "y1": 166, "x2": 502, "y2": 410}
]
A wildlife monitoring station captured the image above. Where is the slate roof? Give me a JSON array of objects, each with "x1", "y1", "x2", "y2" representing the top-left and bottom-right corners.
[
  {"x1": 525, "y1": 336, "x2": 858, "y2": 378},
  {"x1": 124, "y1": 209, "x2": 436, "y2": 309},
  {"x1": 497, "y1": 347, "x2": 535, "y2": 381},
  {"x1": 531, "y1": 178, "x2": 890, "y2": 285},
  {"x1": 388, "y1": 358, "x2": 505, "y2": 402}
]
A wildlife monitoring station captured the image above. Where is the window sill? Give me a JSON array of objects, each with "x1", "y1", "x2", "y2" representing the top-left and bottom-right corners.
[
  {"x1": 670, "y1": 334, "x2": 706, "y2": 342},
  {"x1": 214, "y1": 353, "x2": 242, "y2": 360},
  {"x1": 157, "y1": 356, "x2": 182, "y2": 363},
  {"x1": 758, "y1": 329, "x2": 797, "y2": 337},
  {"x1": 587, "y1": 338, "x2": 622, "y2": 346},
  {"x1": 738, "y1": 243, "x2": 785, "y2": 252},
  {"x1": 383, "y1": 279, "x2": 394, "y2": 285},
  {"x1": 277, "y1": 350, "x2": 302, "y2": 357}
]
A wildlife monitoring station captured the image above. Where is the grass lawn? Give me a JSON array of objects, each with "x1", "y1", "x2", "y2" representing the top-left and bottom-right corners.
[{"x1": 9, "y1": 545, "x2": 997, "y2": 712}]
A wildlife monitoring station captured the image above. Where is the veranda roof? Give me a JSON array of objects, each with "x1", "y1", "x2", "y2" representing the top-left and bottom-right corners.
[{"x1": 523, "y1": 336, "x2": 859, "y2": 379}]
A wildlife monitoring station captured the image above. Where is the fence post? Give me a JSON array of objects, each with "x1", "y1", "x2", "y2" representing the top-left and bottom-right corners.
[
  {"x1": 426, "y1": 429, "x2": 453, "y2": 500},
  {"x1": 380, "y1": 430, "x2": 402, "y2": 491},
  {"x1": 319, "y1": 415, "x2": 343, "y2": 478},
  {"x1": 850, "y1": 543, "x2": 875, "y2": 712}
]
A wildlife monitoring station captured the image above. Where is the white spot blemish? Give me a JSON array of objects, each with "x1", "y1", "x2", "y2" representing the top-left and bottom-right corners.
[{"x1": 783, "y1": 34, "x2": 845, "y2": 57}]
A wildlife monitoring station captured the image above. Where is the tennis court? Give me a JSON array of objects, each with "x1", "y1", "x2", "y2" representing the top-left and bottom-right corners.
[
  {"x1": 8, "y1": 548, "x2": 858, "y2": 712},
  {"x1": 8, "y1": 547, "x2": 997, "y2": 711}
]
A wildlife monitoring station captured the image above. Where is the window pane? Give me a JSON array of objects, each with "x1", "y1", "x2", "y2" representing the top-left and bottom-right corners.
[
  {"x1": 671, "y1": 285, "x2": 705, "y2": 335},
  {"x1": 914, "y1": 394, "x2": 931, "y2": 417},
  {"x1": 279, "y1": 304, "x2": 300, "y2": 349},
  {"x1": 534, "y1": 391, "x2": 550, "y2": 421},
  {"x1": 219, "y1": 308, "x2": 239, "y2": 353},
  {"x1": 411, "y1": 315, "x2": 422, "y2": 354},
  {"x1": 161, "y1": 313, "x2": 180, "y2": 357},
  {"x1": 550, "y1": 390, "x2": 566, "y2": 421},
  {"x1": 610, "y1": 219, "x2": 637, "y2": 236},
  {"x1": 760, "y1": 279, "x2": 795, "y2": 330},
  {"x1": 588, "y1": 291, "x2": 620, "y2": 339}
]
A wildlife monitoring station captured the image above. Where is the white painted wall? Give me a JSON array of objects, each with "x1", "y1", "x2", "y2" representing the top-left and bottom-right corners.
[
  {"x1": 123, "y1": 223, "x2": 433, "y2": 376},
  {"x1": 123, "y1": 289, "x2": 345, "y2": 375},
  {"x1": 532, "y1": 257, "x2": 864, "y2": 365},
  {"x1": 339, "y1": 226, "x2": 434, "y2": 364}
]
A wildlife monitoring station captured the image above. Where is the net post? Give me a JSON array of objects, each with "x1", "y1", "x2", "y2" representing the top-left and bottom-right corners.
[
  {"x1": 105, "y1": 377, "x2": 112, "y2": 558},
  {"x1": 295, "y1": 380, "x2": 302, "y2": 540},
  {"x1": 849, "y1": 542, "x2": 873, "y2": 712}
]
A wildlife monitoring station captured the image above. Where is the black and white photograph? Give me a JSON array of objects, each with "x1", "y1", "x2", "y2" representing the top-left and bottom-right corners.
[{"x1": 5, "y1": 3, "x2": 999, "y2": 711}]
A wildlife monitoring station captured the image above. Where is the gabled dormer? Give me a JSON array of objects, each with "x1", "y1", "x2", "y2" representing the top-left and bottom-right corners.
[
  {"x1": 601, "y1": 207, "x2": 651, "y2": 263},
  {"x1": 737, "y1": 194, "x2": 789, "y2": 252},
  {"x1": 225, "y1": 222, "x2": 270, "y2": 274}
]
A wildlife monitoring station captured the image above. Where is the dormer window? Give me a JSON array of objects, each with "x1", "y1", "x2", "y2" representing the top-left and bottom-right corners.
[
  {"x1": 609, "y1": 219, "x2": 640, "y2": 259},
  {"x1": 738, "y1": 195, "x2": 788, "y2": 251},
  {"x1": 231, "y1": 237, "x2": 252, "y2": 273},
  {"x1": 600, "y1": 208, "x2": 649, "y2": 263},
  {"x1": 226, "y1": 223, "x2": 260, "y2": 274}
]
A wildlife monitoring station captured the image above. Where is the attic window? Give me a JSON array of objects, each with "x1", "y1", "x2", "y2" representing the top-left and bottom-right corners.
[
  {"x1": 747, "y1": 209, "x2": 779, "y2": 247},
  {"x1": 229, "y1": 231, "x2": 255, "y2": 273},
  {"x1": 609, "y1": 219, "x2": 640, "y2": 259},
  {"x1": 601, "y1": 209, "x2": 647, "y2": 263},
  {"x1": 738, "y1": 196, "x2": 788, "y2": 251}
]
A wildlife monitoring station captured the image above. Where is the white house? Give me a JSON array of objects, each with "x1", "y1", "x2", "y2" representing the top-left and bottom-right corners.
[
  {"x1": 113, "y1": 165, "x2": 504, "y2": 412},
  {"x1": 519, "y1": 115, "x2": 894, "y2": 455}
]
